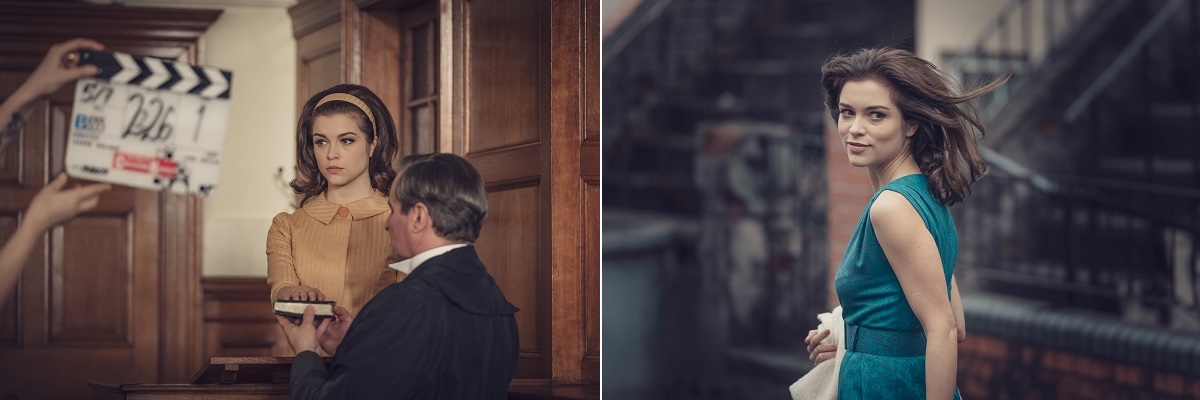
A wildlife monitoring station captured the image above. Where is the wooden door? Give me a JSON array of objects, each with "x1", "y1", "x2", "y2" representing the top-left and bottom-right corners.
[
  {"x1": 0, "y1": 3, "x2": 217, "y2": 398},
  {"x1": 451, "y1": 0, "x2": 600, "y2": 383}
]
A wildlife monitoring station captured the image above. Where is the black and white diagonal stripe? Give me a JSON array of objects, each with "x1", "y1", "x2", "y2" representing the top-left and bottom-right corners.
[{"x1": 79, "y1": 50, "x2": 233, "y2": 100}]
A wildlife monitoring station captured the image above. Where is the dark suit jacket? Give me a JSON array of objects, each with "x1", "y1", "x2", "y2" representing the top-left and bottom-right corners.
[{"x1": 290, "y1": 246, "x2": 520, "y2": 399}]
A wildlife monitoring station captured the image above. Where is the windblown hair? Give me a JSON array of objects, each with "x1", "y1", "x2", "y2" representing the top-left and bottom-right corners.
[
  {"x1": 393, "y1": 153, "x2": 489, "y2": 243},
  {"x1": 820, "y1": 48, "x2": 1009, "y2": 206},
  {"x1": 291, "y1": 84, "x2": 398, "y2": 206}
]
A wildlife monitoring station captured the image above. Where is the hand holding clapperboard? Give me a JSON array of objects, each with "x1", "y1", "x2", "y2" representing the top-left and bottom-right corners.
[{"x1": 66, "y1": 50, "x2": 232, "y2": 196}]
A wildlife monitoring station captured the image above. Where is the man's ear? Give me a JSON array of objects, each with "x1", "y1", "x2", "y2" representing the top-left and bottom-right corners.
[{"x1": 411, "y1": 203, "x2": 428, "y2": 232}]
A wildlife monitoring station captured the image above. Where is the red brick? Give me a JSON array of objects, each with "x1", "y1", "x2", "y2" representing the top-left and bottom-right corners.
[
  {"x1": 1022, "y1": 346, "x2": 1036, "y2": 364},
  {"x1": 830, "y1": 204, "x2": 865, "y2": 214},
  {"x1": 829, "y1": 187, "x2": 867, "y2": 197},
  {"x1": 1072, "y1": 358, "x2": 1109, "y2": 379},
  {"x1": 1153, "y1": 373, "x2": 1184, "y2": 395},
  {"x1": 1076, "y1": 380, "x2": 1101, "y2": 399},
  {"x1": 1061, "y1": 353, "x2": 1080, "y2": 372},
  {"x1": 1042, "y1": 351, "x2": 1062, "y2": 370},
  {"x1": 1114, "y1": 365, "x2": 1142, "y2": 386},
  {"x1": 1189, "y1": 380, "x2": 1200, "y2": 398},
  {"x1": 1058, "y1": 376, "x2": 1084, "y2": 397},
  {"x1": 971, "y1": 336, "x2": 1009, "y2": 358}
]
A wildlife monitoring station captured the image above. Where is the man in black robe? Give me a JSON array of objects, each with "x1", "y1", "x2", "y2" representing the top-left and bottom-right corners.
[{"x1": 277, "y1": 153, "x2": 520, "y2": 399}]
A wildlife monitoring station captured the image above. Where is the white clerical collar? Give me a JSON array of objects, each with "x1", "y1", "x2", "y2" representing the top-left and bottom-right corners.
[{"x1": 388, "y1": 243, "x2": 469, "y2": 275}]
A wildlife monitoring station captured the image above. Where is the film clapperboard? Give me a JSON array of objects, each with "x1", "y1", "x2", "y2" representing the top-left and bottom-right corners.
[{"x1": 66, "y1": 50, "x2": 232, "y2": 196}]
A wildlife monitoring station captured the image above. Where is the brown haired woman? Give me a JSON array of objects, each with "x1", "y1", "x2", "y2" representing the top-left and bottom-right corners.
[
  {"x1": 266, "y1": 84, "x2": 399, "y2": 355},
  {"x1": 804, "y1": 48, "x2": 1007, "y2": 399}
]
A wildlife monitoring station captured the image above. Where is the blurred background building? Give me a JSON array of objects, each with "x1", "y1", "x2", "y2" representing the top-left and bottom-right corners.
[{"x1": 602, "y1": 0, "x2": 1200, "y2": 399}]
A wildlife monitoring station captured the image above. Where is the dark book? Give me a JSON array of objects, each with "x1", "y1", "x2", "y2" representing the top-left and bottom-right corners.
[{"x1": 273, "y1": 300, "x2": 336, "y2": 319}]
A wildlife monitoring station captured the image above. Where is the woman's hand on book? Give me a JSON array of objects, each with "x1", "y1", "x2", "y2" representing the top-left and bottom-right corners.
[{"x1": 281, "y1": 285, "x2": 327, "y2": 301}]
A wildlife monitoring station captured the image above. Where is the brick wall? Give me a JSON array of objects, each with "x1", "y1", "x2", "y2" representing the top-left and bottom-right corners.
[
  {"x1": 959, "y1": 333, "x2": 1200, "y2": 400},
  {"x1": 823, "y1": 124, "x2": 872, "y2": 308}
]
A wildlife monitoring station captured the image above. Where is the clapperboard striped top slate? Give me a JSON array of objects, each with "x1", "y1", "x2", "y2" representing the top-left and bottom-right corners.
[{"x1": 78, "y1": 50, "x2": 232, "y2": 99}]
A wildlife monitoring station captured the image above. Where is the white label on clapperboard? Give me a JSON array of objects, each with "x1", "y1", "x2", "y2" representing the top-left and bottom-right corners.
[{"x1": 66, "y1": 51, "x2": 232, "y2": 196}]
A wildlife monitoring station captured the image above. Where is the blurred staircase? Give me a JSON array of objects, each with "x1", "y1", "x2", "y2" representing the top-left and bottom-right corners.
[{"x1": 948, "y1": 0, "x2": 1200, "y2": 340}]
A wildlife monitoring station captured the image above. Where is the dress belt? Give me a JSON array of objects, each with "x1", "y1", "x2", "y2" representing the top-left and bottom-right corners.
[{"x1": 844, "y1": 321, "x2": 927, "y2": 357}]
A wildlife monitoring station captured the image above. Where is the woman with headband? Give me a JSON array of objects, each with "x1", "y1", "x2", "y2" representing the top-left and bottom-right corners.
[{"x1": 266, "y1": 84, "x2": 400, "y2": 355}]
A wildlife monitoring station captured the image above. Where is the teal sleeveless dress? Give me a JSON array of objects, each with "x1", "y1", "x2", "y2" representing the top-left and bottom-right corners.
[{"x1": 833, "y1": 174, "x2": 961, "y2": 399}]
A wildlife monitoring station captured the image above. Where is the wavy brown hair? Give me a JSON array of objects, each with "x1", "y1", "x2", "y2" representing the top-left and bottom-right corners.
[
  {"x1": 821, "y1": 48, "x2": 1009, "y2": 206},
  {"x1": 291, "y1": 84, "x2": 398, "y2": 206}
]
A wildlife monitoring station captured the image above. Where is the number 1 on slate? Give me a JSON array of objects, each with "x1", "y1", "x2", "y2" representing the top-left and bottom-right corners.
[{"x1": 193, "y1": 103, "x2": 206, "y2": 144}]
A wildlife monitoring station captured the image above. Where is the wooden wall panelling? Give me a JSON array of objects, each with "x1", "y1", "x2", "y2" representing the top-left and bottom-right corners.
[
  {"x1": 50, "y1": 217, "x2": 132, "y2": 344},
  {"x1": 581, "y1": 0, "x2": 599, "y2": 145},
  {"x1": 291, "y1": 0, "x2": 344, "y2": 113},
  {"x1": 0, "y1": 2, "x2": 218, "y2": 396},
  {"x1": 460, "y1": 0, "x2": 553, "y2": 381},
  {"x1": 580, "y1": 0, "x2": 600, "y2": 382},
  {"x1": 0, "y1": 3, "x2": 214, "y2": 66},
  {"x1": 546, "y1": 0, "x2": 581, "y2": 383},
  {"x1": 294, "y1": 0, "x2": 408, "y2": 130},
  {"x1": 159, "y1": 191, "x2": 204, "y2": 383},
  {"x1": 438, "y1": 0, "x2": 455, "y2": 153},
  {"x1": 398, "y1": 2, "x2": 438, "y2": 155},
  {"x1": 358, "y1": 8, "x2": 403, "y2": 152},
  {"x1": 465, "y1": 0, "x2": 543, "y2": 153},
  {"x1": 1, "y1": 74, "x2": 160, "y2": 400},
  {"x1": 202, "y1": 278, "x2": 278, "y2": 358},
  {"x1": 582, "y1": 180, "x2": 599, "y2": 380},
  {"x1": 342, "y1": 0, "x2": 363, "y2": 85},
  {"x1": 546, "y1": 0, "x2": 594, "y2": 384},
  {"x1": 0, "y1": 70, "x2": 34, "y2": 348},
  {"x1": 0, "y1": 73, "x2": 22, "y2": 184},
  {"x1": 474, "y1": 184, "x2": 544, "y2": 378},
  {"x1": 0, "y1": 217, "x2": 15, "y2": 345}
]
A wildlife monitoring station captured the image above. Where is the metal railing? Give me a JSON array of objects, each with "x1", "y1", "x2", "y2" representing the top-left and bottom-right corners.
[
  {"x1": 943, "y1": 0, "x2": 1104, "y2": 119},
  {"x1": 957, "y1": 172, "x2": 1200, "y2": 329},
  {"x1": 955, "y1": 0, "x2": 1200, "y2": 331},
  {"x1": 1062, "y1": 0, "x2": 1185, "y2": 122}
]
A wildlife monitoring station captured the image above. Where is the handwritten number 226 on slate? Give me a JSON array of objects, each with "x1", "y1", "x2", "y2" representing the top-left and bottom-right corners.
[{"x1": 122, "y1": 92, "x2": 174, "y2": 143}]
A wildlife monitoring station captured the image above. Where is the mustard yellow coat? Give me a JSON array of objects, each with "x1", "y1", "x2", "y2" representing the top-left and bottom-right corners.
[{"x1": 266, "y1": 190, "x2": 400, "y2": 319}]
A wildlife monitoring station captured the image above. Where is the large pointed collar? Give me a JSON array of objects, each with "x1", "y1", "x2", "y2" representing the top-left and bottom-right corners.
[{"x1": 300, "y1": 190, "x2": 390, "y2": 224}]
